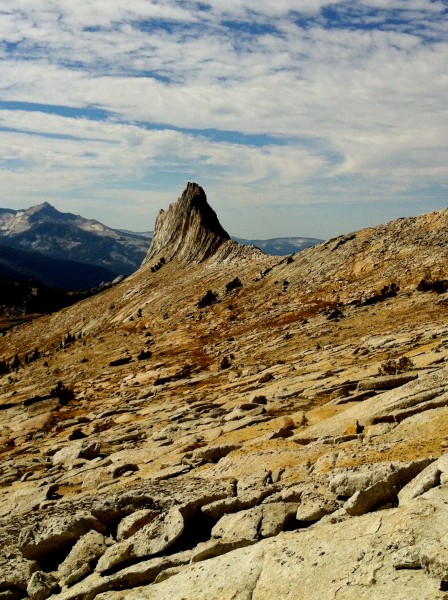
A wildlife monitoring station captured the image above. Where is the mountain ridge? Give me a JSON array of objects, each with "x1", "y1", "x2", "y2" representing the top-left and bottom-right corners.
[{"x1": 0, "y1": 202, "x2": 149, "y2": 281}]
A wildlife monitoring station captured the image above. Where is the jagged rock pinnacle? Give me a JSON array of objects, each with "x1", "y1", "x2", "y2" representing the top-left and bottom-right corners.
[{"x1": 144, "y1": 182, "x2": 241, "y2": 265}]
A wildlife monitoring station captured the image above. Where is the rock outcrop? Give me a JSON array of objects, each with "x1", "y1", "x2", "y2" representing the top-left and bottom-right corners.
[{"x1": 144, "y1": 182, "x2": 258, "y2": 265}]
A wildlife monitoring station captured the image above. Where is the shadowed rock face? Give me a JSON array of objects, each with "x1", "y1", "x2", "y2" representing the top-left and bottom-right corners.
[{"x1": 145, "y1": 182, "x2": 240, "y2": 264}]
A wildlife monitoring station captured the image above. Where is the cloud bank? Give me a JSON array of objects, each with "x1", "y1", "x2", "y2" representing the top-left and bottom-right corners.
[{"x1": 0, "y1": 0, "x2": 446, "y2": 237}]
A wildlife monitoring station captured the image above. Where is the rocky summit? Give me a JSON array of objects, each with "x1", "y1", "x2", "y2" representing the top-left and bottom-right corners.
[
  {"x1": 1, "y1": 183, "x2": 448, "y2": 600},
  {"x1": 144, "y1": 182, "x2": 258, "y2": 264}
]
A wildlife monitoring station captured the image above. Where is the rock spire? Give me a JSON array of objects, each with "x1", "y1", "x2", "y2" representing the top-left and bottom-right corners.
[{"x1": 145, "y1": 182, "x2": 253, "y2": 265}]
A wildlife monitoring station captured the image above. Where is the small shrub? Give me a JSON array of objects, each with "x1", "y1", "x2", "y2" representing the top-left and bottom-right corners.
[
  {"x1": 324, "y1": 307, "x2": 344, "y2": 320},
  {"x1": 150, "y1": 257, "x2": 166, "y2": 273},
  {"x1": 109, "y1": 356, "x2": 132, "y2": 367},
  {"x1": 220, "y1": 356, "x2": 231, "y2": 369},
  {"x1": 378, "y1": 356, "x2": 414, "y2": 376},
  {"x1": 10, "y1": 354, "x2": 21, "y2": 370},
  {"x1": 363, "y1": 283, "x2": 399, "y2": 306},
  {"x1": 197, "y1": 290, "x2": 218, "y2": 309},
  {"x1": 225, "y1": 277, "x2": 243, "y2": 293},
  {"x1": 50, "y1": 381, "x2": 75, "y2": 404},
  {"x1": 417, "y1": 279, "x2": 448, "y2": 294},
  {"x1": 0, "y1": 359, "x2": 11, "y2": 375},
  {"x1": 298, "y1": 412, "x2": 309, "y2": 426}
]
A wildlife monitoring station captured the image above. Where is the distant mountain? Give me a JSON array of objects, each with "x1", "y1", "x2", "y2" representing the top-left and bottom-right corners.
[
  {"x1": 118, "y1": 229, "x2": 153, "y2": 239},
  {"x1": 119, "y1": 228, "x2": 322, "y2": 258},
  {"x1": 0, "y1": 203, "x2": 150, "y2": 280},
  {"x1": 233, "y1": 236, "x2": 323, "y2": 256}
]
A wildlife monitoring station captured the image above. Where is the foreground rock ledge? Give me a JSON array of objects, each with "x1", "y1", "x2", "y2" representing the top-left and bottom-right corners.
[{"x1": 97, "y1": 485, "x2": 448, "y2": 600}]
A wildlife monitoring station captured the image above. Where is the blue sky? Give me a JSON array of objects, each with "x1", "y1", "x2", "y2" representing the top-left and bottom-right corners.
[{"x1": 0, "y1": 0, "x2": 446, "y2": 238}]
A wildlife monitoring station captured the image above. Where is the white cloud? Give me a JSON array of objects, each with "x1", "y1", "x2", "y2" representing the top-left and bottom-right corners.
[{"x1": 0, "y1": 0, "x2": 446, "y2": 236}]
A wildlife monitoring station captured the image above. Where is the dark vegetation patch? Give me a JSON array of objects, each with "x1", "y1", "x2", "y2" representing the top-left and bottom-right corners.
[
  {"x1": 225, "y1": 277, "x2": 243, "y2": 293},
  {"x1": 0, "y1": 279, "x2": 118, "y2": 333},
  {"x1": 137, "y1": 350, "x2": 152, "y2": 361},
  {"x1": 361, "y1": 283, "x2": 399, "y2": 306},
  {"x1": 323, "y1": 306, "x2": 344, "y2": 321},
  {"x1": 378, "y1": 356, "x2": 415, "y2": 376},
  {"x1": 109, "y1": 356, "x2": 133, "y2": 367},
  {"x1": 23, "y1": 381, "x2": 75, "y2": 407},
  {"x1": 150, "y1": 257, "x2": 166, "y2": 273},
  {"x1": 417, "y1": 278, "x2": 448, "y2": 294},
  {"x1": 197, "y1": 290, "x2": 219, "y2": 309}
]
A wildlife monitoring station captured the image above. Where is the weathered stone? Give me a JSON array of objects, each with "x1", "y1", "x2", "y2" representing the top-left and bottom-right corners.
[
  {"x1": 392, "y1": 547, "x2": 421, "y2": 570},
  {"x1": 398, "y1": 465, "x2": 441, "y2": 505},
  {"x1": 212, "y1": 507, "x2": 263, "y2": 540},
  {"x1": 110, "y1": 463, "x2": 139, "y2": 479},
  {"x1": 189, "y1": 444, "x2": 241, "y2": 464},
  {"x1": 96, "y1": 507, "x2": 184, "y2": 573},
  {"x1": 420, "y1": 540, "x2": 448, "y2": 581},
  {"x1": 108, "y1": 485, "x2": 448, "y2": 600},
  {"x1": 26, "y1": 571, "x2": 58, "y2": 600},
  {"x1": 201, "y1": 489, "x2": 271, "y2": 519},
  {"x1": 0, "y1": 552, "x2": 38, "y2": 591},
  {"x1": 258, "y1": 372, "x2": 274, "y2": 383},
  {"x1": 122, "y1": 544, "x2": 266, "y2": 600},
  {"x1": 224, "y1": 406, "x2": 265, "y2": 422},
  {"x1": 153, "y1": 566, "x2": 184, "y2": 584},
  {"x1": 260, "y1": 503, "x2": 298, "y2": 537},
  {"x1": 330, "y1": 462, "x2": 411, "y2": 497},
  {"x1": 40, "y1": 551, "x2": 194, "y2": 600},
  {"x1": 116, "y1": 510, "x2": 159, "y2": 541},
  {"x1": 344, "y1": 481, "x2": 393, "y2": 516},
  {"x1": 357, "y1": 373, "x2": 418, "y2": 391},
  {"x1": 52, "y1": 441, "x2": 101, "y2": 469},
  {"x1": 263, "y1": 485, "x2": 303, "y2": 504},
  {"x1": 58, "y1": 530, "x2": 107, "y2": 586},
  {"x1": 190, "y1": 538, "x2": 256, "y2": 562},
  {"x1": 18, "y1": 511, "x2": 105, "y2": 561},
  {"x1": 221, "y1": 414, "x2": 269, "y2": 433},
  {"x1": 237, "y1": 470, "x2": 272, "y2": 494},
  {"x1": 344, "y1": 458, "x2": 435, "y2": 516},
  {"x1": 148, "y1": 465, "x2": 191, "y2": 481},
  {"x1": 296, "y1": 494, "x2": 340, "y2": 522},
  {"x1": 398, "y1": 454, "x2": 448, "y2": 505}
]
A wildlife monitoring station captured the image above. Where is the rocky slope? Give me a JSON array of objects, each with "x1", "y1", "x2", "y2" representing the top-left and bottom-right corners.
[{"x1": 0, "y1": 184, "x2": 448, "y2": 600}]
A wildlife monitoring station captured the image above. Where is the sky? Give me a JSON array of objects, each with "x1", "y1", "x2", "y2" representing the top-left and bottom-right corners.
[{"x1": 0, "y1": 0, "x2": 447, "y2": 239}]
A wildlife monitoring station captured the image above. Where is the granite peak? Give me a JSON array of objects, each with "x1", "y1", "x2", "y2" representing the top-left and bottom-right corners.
[{"x1": 144, "y1": 182, "x2": 258, "y2": 265}]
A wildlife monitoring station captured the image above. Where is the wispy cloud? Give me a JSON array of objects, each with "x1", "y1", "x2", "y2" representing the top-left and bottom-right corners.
[{"x1": 0, "y1": 0, "x2": 446, "y2": 236}]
